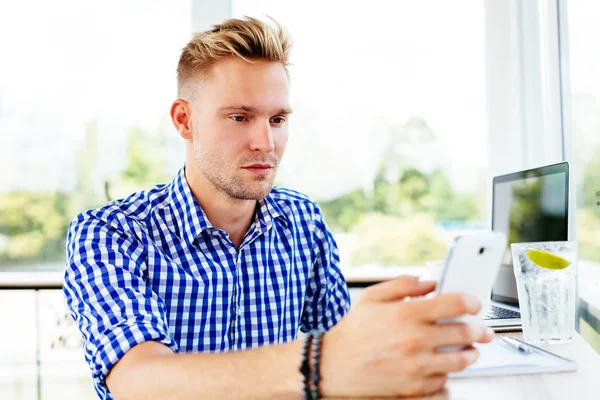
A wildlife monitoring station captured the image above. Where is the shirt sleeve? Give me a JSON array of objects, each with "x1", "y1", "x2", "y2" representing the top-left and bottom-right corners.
[
  {"x1": 301, "y1": 203, "x2": 351, "y2": 333},
  {"x1": 63, "y1": 211, "x2": 178, "y2": 399}
]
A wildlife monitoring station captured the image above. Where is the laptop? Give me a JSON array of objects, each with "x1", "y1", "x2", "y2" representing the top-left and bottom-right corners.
[{"x1": 483, "y1": 162, "x2": 569, "y2": 331}]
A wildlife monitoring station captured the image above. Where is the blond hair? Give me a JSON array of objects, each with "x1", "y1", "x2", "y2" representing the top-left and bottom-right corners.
[{"x1": 177, "y1": 16, "x2": 292, "y2": 100}]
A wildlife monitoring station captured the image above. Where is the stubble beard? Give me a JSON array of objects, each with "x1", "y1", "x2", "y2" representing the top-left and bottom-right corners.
[{"x1": 193, "y1": 145, "x2": 278, "y2": 201}]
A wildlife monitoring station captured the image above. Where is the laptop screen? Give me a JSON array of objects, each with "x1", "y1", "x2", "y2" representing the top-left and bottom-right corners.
[{"x1": 491, "y1": 162, "x2": 569, "y2": 306}]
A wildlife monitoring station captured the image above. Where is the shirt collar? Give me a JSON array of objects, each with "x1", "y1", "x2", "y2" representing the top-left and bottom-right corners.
[
  {"x1": 168, "y1": 167, "x2": 213, "y2": 249},
  {"x1": 255, "y1": 191, "x2": 288, "y2": 233},
  {"x1": 168, "y1": 166, "x2": 288, "y2": 249}
]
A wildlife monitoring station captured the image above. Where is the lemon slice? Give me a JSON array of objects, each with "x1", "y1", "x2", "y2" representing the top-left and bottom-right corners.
[{"x1": 526, "y1": 249, "x2": 571, "y2": 270}]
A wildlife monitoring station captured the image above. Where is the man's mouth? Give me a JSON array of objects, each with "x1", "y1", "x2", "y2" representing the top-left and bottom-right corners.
[
  {"x1": 241, "y1": 163, "x2": 274, "y2": 175},
  {"x1": 242, "y1": 163, "x2": 273, "y2": 169}
]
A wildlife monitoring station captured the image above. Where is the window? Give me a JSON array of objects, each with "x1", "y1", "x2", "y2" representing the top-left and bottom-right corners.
[
  {"x1": 232, "y1": 0, "x2": 490, "y2": 274},
  {"x1": 0, "y1": 0, "x2": 190, "y2": 272},
  {"x1": 565, "y1": 0, "x2": 600, "y2": 349},
  {"x1": 0, "y1": 1, "x2": 191, "y2": 398}
]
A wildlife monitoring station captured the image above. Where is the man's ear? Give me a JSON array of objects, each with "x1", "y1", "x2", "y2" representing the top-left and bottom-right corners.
[{"x1": 170, "y1": 99, "x2": 193, "y2": 140}]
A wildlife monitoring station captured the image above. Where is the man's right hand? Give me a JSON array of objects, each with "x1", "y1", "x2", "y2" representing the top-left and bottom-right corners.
[{"x1": 320, "y1": 276, "x2": 495, "y2": 398}]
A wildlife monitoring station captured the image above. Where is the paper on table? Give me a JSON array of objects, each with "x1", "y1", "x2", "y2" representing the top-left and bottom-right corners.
[
  {"x1": 449, "y1": 338, "x2": 577, "y2": 378},
  {"x1": 469, "y1": 339, "x2": 556, "y2": 369}
]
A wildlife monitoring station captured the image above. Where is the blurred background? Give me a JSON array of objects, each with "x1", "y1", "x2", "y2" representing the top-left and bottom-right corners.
[{"x1": 0, "y1": 0, "x2": 599, "y2": 398}]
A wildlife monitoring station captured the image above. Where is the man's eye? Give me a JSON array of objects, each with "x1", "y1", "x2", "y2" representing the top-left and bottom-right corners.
[
  {"x1": 231, "y1": 116, "x2": 247, "y2": 122},
  {"x1": 271, "y1": 117, "x2": 285, "y2": 124}
]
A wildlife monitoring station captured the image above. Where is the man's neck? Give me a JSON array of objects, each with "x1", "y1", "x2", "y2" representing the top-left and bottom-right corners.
[{"x1": 185, "y1": 167, "x2": 256, "y2": 250}]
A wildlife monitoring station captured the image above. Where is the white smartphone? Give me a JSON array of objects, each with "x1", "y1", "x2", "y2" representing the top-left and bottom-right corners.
[{"x1": 436, "y1": 231, "x2": 507, "y2": 325}]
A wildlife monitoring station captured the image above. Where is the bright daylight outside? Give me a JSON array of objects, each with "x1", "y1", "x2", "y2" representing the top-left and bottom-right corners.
[
  {"x1": 567, "y1": 1, "x2": 600, "y2": 351},
  {"x1": 0, "y1": 1, "x2": 193, "y2": 398},
  {"x1": 5, "y1": 0, "x2": 598, "y2": 399},
  {"x1": 0, "y1": 0, "x2": 489, "y2": 275},
  {"x1": 232, "y1": 0, "x2": 489, "y2": 275}
]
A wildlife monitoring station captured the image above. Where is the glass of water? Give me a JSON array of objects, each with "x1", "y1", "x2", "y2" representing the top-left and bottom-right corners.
[{"x1": 511, "y1": 241, "x2": 577, "y2": 345}]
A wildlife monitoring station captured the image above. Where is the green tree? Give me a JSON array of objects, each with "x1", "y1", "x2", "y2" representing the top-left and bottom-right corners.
[
  {"x1": 578, "y1": 144, "x2": 600, "y2": 262},
  {"x1": 122, "y1": 126, "x2": 168, "y2": 185},
  {"x1": 397, "y1": 168, "x2": 430, "y2": 212},
  {"x1": 319, "y1": 189, "x2": 368, "y2": 232},
  {"x1": 582, "y1": 146, "x2": 600, "y2": 219},
  {"x1": 319, "y1": 166, "x2": 481, "y2": 239},
  {"x1": 372, "y1": 167, "x2": 429, "y2": 217},
  {"x1": 107, "y1": 124, "x2": 170, "y2": 201},
  {"x1": 372, "y1": 168, "x2": 404, "y2": 216},
  {"x1": 0, "y1": 120, "x2": 174, "y2": 268},
  {"x1": 350, "y1": 213, "x2": 448, "y2": 266},
  {"x1": 577, "y1": 209, "x2": 600, "y2": 262},
  {"x1": 370, "y1": 167, "x2": 480, "y2": 221},
  {"x1": 422, "y1": 170, "x2": 480, "y2": 221},
  {"x1": 0, "y1": 192, "x2": 71, "y2": 266}
]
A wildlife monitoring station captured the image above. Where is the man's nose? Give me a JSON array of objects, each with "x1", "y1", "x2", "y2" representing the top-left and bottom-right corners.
[{"x1": 250, "y1": 120, "x2": 275, "y2": 153}]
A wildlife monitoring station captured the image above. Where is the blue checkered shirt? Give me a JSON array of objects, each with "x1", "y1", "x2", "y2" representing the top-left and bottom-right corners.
[{"x1": 63, "y1": 167, "x2": 351, "y2": 399}]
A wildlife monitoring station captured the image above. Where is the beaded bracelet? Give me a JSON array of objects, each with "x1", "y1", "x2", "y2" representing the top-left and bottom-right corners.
[
  {"x1": 310, "y1": 331, "x2": 323, "y2": 400},
  {"x1": 299, "y1": 332, "x2": 314, "y2": 400}
]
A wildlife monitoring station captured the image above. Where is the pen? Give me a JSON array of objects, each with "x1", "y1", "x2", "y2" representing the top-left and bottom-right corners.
[{"x1": 502, "y1": 337, "x2": 533, "y2": 354}]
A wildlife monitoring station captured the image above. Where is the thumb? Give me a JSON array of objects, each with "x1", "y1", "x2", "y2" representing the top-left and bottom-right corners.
[{"x1": 358, "y1": 276, "x2": 436, "y2": 304}]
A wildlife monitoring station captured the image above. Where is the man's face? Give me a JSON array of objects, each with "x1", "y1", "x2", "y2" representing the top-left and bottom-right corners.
[{"x1": 189, "y1": 58, "x2": 291, "y2": 200}]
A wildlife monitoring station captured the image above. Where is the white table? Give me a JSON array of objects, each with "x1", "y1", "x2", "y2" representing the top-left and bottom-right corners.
[
  {"x1": 341, "y1": 271, "x2": 600, "y2": 400},
  {"x1": 441, "y1": 331, "x2": 600, "y2": 400},
  {"x1": 324, "y1": 332, "x2": 599, "y2": 400}
]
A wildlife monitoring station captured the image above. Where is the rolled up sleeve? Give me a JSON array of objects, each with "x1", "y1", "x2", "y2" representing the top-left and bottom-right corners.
[
  {"x1": 301, "y1": 204, "x2": 351, "y2": 333},
  {"x1": 63, "y1": 211, "x2": 178, "y2": 400}
]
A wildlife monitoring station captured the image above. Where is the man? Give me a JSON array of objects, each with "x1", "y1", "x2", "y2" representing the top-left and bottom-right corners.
[{"x1": 64, "y1": 16, "x2": 494, "y2": 400}]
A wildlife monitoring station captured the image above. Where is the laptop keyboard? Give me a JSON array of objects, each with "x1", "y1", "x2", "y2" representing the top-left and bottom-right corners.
[{"x1": 483, "y1": 305, "x2": 521, "y2": 320}]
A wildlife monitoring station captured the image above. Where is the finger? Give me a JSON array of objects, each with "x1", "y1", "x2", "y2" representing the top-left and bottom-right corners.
[
  {"x1": 425, "y1": 323, "x2": 495, "y2": 348},
  {"x1": 359, "y1": 276, "x2": 436, "y2": 303},
  {"x1": 408, "y1": 374, "x2": 448, "y2": 398},
  {"x1": 403, "y1": 293, "x2": 481, "y2": 322},
  {"x1": 422, "y1": 348, "x2": 480, "y2": 375},
  {"x1": 422, "y1": 386, "x2": 450, "y2": 400}
]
